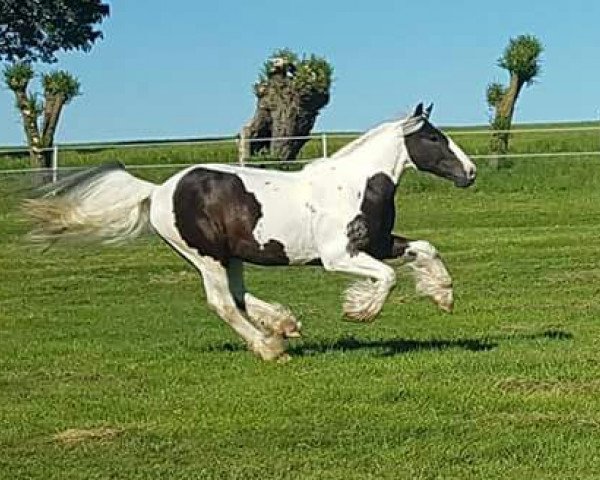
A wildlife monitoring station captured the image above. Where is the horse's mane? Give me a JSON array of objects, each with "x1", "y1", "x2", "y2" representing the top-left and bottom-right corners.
[
  {"x1": 304, "y1": 112, "x2": 425, "y2": 169},
  {"x1": 304, "y1": 122, "x2": 394, "y2": 169},
  {"x1": 330, "y1": 113, "x2": 424, "y2": 160},
  {"x1": 330, "y1": 122, "x2": 394, "y2": 159},
  {"x1": 303, "y1": 122, "x2": 393, "y2": 169}
]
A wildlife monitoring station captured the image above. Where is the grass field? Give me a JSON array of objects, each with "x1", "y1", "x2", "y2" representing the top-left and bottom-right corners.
[{"x1": 2, "y1": 148, "x2": 600, "y2": 477}]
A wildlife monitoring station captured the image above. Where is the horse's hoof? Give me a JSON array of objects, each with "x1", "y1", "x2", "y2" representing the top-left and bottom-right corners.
[
  {"x1": 342, "y1": 315, "x2": 378, "y2": 324},
  {"x1": 283, "y1": 321, "x2": 302, "y2": 338},
  {"x1": 342, "y1": 279, "x2": 385, "y2": 323},
  {"x1": 274, "y1": 318, "x2": 302, "y2": 338},
  {"x1": 276, "y1": 353, "x2": 292, "y2": 363},
  {"x1": 342, "y1": 308, "x2": 379, "y2": 323},
  {"x1": 438, "y1": 301, "x2": 453, "y2": 313},
  {"x1": 251, "y1": 335, "x2": 287, "y2": 361},
  {"x1": 434, "y1": 290, "x2": 454, "y2": 313}
]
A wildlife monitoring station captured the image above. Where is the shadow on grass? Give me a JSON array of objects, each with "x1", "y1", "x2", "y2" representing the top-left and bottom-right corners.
[
  {"x1": 292, "y1": 329, "x2": 573, "y2": 357},
  {"x1": 289, "y1": 336, "x2": 496, "y2": 357},
  {"x1": 203, "y1": 329, "x2": 572, "y2": 358}
]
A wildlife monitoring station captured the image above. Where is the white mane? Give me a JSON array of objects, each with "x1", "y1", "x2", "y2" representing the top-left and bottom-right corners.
[
  {"x1": 331, "y1": 114, "x2": 424, "y2": 160},
  {"x1": 303, "y1": 122, "x2": 396, "y2": 170},
  {"x1": 330, "y1": 121, "x2": 396, "y2": 159},
  {"x1": 303, "y1": 111, "x2": 426, "y2": 171}
]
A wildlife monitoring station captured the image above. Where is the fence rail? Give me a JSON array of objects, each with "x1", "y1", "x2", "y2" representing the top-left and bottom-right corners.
[{"x1": 1, "y1": 123, "x2": 599, "y2": 177}]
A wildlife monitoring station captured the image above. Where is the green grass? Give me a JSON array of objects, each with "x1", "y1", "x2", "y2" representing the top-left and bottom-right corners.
[{"x1": 2, "y1": 152, "x2": 600, "y2": 478}]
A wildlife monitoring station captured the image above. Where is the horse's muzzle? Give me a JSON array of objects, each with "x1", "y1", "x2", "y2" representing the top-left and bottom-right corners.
[
  {"x1": 454, "y1": 176, "x2": 475, "y2": 188},
  {"x1": 454, "y1": 167, "x2": 476, "y2": 188}
]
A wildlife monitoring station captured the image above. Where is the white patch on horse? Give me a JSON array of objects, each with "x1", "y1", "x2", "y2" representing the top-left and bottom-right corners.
[{"x1": 448, "y1": 137, "x2": 477, "y2": 180}]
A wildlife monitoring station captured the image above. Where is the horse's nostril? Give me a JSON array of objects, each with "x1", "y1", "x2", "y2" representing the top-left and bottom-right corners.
[{"x1": 468, "y1": 167, "x2": 476, "y2": 178}]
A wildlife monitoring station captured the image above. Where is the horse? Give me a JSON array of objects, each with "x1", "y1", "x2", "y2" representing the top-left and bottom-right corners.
[{"x1": 25, "y1": 103, "x2": 476, "y2": 361}]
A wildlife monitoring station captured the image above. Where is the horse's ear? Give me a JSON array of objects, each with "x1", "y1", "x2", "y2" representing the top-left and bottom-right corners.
[
  {"x1": 424, "y1": 103, "x2": 433, "y2": 119},
  {"x1": 413, "y1": 103, "x2": 424, "y2": 117}
]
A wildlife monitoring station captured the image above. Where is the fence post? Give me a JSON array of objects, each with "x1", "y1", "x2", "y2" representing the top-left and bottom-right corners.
[
  {"x1": 321, "y1": 133, "x2": 328, "y2": 158},
  {"x1": 52, "y1": 145, "x2": 59, "y2": 182},
  {"x1": 238, "y1": 125, "x2": 250, "y2": 165}
]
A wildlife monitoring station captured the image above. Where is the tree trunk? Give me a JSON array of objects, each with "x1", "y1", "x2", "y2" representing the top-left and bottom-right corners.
[
  {"x1": 498, "y1": 74, "x2": 524, "y2": 120},
  {"x1": 246, "y1": 101, "x2": 272, "y2": 156},
  {"x1": 270, "y1": 84, "x2": 300, "y2": 160},
  {"x1": 491, "y1": 74, "x2": 525, "y2": 156},
  {"x1": 39, "y1": 92, "x2": 67, "y2": 175},
  {"x1": 41, "y1": 93, "x2": 65, "y2": 151},
  {"x1": 13, "y1": 88, "x2": 43, "y2": 167},
  {"x1": 245, "y1": 73, "x2": 330, "y2": 161}
]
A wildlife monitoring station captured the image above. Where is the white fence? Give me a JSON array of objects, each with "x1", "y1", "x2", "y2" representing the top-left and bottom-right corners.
[{"x1": 1, "y1": 124, "x2": 600, "y2": 179}]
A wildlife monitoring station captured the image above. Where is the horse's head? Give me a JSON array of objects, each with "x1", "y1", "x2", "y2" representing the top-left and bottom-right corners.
[{"x1": 403, "y1": 103, "x2": 476, "y2": 188}]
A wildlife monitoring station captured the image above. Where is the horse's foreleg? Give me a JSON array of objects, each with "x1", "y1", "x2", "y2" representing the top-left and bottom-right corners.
[
  {"x1": 395, "y1": 239, "x2": 454, "y2": 312},
  {"x1": 320, "y1": 248, "x2": 396, "y2": 322},
  {"x1": 385, "y1": 234, "x2": 411, "y2": 260},
  {"x1": 226, "y1": 259, "x2": 301, "y2": 338}
]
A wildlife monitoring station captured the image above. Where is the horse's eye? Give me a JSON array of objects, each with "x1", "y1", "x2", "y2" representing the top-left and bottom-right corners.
[{"x1": 429, "y1": 135, "x2": 439, "y2": 142}]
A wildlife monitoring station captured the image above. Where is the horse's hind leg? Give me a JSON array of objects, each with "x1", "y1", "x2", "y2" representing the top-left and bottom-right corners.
[
  {"x1": 199, "y1": 259, "x2": 288, "y2": 360},
  {"x1": 226, "y1": 259, "x2": 302, "y2": 338},
  {"x1": 387, "y1": 235, "x2": 454, "y2": 312},
  {"x1": 159, "y1": 242, "x2": 286, "y2": 360},
  {"x1": 148, "y1": 191, "x2": 286, "y2": 360}
]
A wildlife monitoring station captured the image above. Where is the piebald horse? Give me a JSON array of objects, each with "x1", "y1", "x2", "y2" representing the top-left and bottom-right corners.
[{"x1": 26, "y1": 103, "x2": 476, "y2": 361}]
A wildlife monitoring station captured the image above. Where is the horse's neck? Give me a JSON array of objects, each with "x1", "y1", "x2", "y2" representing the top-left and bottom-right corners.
[{"x1": 311, "y1": 128, "x2": 409, "y2": 185}]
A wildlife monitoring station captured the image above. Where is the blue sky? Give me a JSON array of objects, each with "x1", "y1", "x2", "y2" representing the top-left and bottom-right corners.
[{"x1": 1, "y1": 0, "x2": 599, "y2": 145}]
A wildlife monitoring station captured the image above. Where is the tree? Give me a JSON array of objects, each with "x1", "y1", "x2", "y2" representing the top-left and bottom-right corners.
[
  {"x1": 243, "y1": 49, "x2": 333, "y2": 161},
  {"x1": 1, "y1": 0, "x2": 109, "y2": 169},
  {"x1": 0, "y1": 0, "x2": 110, "y2": 63},
  {"x1": 4, "y1": 64, "x2": 80, "y2": 167},
  {"x1": 486, "y1": 34, "x2": 543, "y2": 154}
]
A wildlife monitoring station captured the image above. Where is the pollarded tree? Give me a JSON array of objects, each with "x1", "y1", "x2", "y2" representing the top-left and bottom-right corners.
[
  {"x1": 487, "y1": 34, "x2": 543, "y2": 153},
  {"x1": 4, "y1": 64, "x2": 80, "y2": 167},
  {"x1": 1, "y1": 0, "x2": 108, "y2": 168},
  {"x1": 243, "y1": 49, "x2": 333, "y2": 161}
]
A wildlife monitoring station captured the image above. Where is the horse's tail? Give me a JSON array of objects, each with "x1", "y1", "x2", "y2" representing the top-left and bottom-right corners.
[{"x1": 23, "y1": 161, "x2": 157, "y2": 245}]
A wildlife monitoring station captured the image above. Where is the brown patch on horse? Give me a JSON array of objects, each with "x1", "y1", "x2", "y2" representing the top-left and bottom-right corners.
[
  {"x1": 346, "y1": 173, "x2": 397, "y2": 259},
  {"x1": 173, "y1": 168, "x2": 290, "y2": 266}
]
